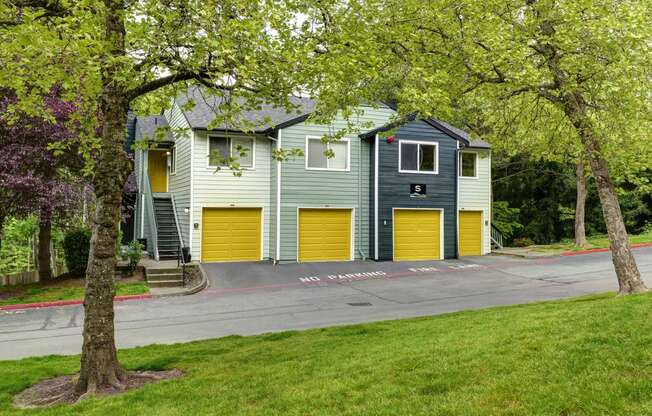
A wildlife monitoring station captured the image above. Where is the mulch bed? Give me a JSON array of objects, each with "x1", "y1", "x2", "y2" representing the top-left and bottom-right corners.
[
  {"x1": 13, "y1": 369, "x2": 183, "y2": 408},
  {"x1": 183, "y1": 265, "x2": 202, "y2": 288}
]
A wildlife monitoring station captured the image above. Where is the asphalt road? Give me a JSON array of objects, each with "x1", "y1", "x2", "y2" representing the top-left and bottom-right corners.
[{"x1": 1, "y1": 248, "x2": 651, "y2": 360}]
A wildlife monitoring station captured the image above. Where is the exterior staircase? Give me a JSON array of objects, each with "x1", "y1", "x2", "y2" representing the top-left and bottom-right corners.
[
  {"x1": 491, "y1": 224, "x2": 504, "y2": 250},
  {"x1": 153, "y1": 196, "x2": 181, "y2": 260},
  {"x1": 146, "y1": 267, "x2": 184, "y2": 288}
]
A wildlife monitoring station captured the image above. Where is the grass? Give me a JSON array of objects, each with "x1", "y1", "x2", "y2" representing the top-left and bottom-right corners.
[
  {"x1": 1, "y1": 292, "x2": 651, "y2": 415},
  {"x1": 0, "y1": 277, "x2": 149, "y2": 306},
  {"x1": 528, "y1": 230, "x2": 652, "y2": 253}
]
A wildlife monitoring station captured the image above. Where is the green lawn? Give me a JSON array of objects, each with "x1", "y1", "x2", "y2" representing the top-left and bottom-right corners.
[
  {"x1": 0, "y1": 280, "x2": 148, "y2": 306},
  {"x1": 2, "y1": 292, "x2": 651, "y2": 415},
  {"x1": 530, "y1": 230, "x2": 652, "y2": 253}
]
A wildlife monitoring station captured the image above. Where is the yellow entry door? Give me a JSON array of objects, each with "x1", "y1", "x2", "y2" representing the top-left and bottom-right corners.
[
  {"x1": 459, "y1": 210, "x2": 483, "y2": 256},
  {"x1": 298, "y1": 209, "x2": 352, "y2": 262},
  {"x1": 201, "y1": 208, "x2": 262, "y2": 262},
  {"x1": 393, "y1": 209, "x2": 441, "y2": 261},
  {"x1": 148, "y1": 150, "x2": 168, "y2": 193}
]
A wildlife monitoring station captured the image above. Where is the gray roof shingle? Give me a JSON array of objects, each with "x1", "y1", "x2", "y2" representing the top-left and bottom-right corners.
[
  {"x1": 175, "y1": 87, "x2": 316, "y2": 132},
  {"x1": 134, "y1": 115, "x2": 172, "y2": 142}
]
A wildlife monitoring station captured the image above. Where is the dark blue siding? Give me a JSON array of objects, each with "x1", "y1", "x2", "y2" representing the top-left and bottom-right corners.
[{"x1": 371, "y1": 120, "x2": 458, "y2": 260}]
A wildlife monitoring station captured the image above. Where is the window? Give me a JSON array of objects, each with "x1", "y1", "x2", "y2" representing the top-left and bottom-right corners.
[
  {"x1": 398, "y1": 141, "x2": 438, "y2": 174},
  {"x1": 208, "y1": 136, "x2": 255, "y2": 168},
  {"x1": 459, "y1": 152, "x2": 477, "y2": 178},
  {"x1": 306, "y1": 137, "x2": 350, "y2": 171}
]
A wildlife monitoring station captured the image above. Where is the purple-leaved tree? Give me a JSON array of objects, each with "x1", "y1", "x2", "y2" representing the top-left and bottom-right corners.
[{"x1": 0, "y1": 88, "x2": 84, "y2": 280}]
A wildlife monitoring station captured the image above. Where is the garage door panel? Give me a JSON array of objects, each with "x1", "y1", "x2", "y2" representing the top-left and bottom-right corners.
[
  {"x1": 459, "y1": 211, "x2": 482, "y2": 256},
  {"x1": 201, "y1": 208, "x2": 261, "y2": 262},
  {"x1": 393, "y1": 210, "x2": 441, "y2": 261},
  {"x1": 298, "y1": 209, "x2": 351, "y2": 262}
]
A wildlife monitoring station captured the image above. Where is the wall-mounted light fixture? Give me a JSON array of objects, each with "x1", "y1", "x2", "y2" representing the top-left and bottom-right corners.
[{"x1": 184, "y1": 207, "x2": 190, "y2": 214}]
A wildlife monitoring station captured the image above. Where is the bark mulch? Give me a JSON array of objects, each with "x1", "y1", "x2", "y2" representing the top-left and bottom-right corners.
[{"x1": 13, "y1": 369, "x2": 183, "y2": 408}]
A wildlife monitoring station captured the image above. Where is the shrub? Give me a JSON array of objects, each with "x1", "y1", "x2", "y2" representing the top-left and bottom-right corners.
[
  {"x1": 63, "y1": 227, "x2": 91, "y2": 275},
  {"x1": 121, "y1": 240, "x2": 144, "y2": 274},
  {"x1": 512, "y1": 237, "x2": 535, "y2": 247},
  {"x1": 492, "y1": 201, "x2": 523, "y2": 242}
]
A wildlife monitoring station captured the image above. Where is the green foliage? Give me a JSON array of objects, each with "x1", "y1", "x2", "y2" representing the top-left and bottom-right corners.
[
  {"x1": 0, "y1": 217, "x2": 37, "y2": 275},
  {"x1": 121, "y1": 240, "x2": 144, "y2": 274},
  {"x1": 512, "y1": 237, "x2": 535, "y2": 248},
  {"x1": 63, "y1": 227, "x2": 91, "y2": 276},
  {"x1": 493, "y1": 152, "x2": 652, "y2": 245},
  {"x1": 491, "y1": 201, "x2": 522, "y2": 242}
]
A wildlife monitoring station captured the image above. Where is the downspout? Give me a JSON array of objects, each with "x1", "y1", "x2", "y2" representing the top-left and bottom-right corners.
[
  {"x1": 455, "y1": 141, "x2": 460, "y2": 259},
  {"x1": 357, "y1": 137, "x2": 366, "y2": 261},
  {"x1": 275, "y1": 129, "x2": 282, "y2": 264},
  {"x1": 188, "y1": 131, "x2": 194, "y2": 260},
  {"x1": 374, "y1": 134, "x2": 379, "y2": 260}
]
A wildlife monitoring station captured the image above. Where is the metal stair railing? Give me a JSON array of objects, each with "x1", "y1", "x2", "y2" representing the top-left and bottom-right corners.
[
  {"x1": 143, "y1": 176, "x2": 159, "y2": 261},
  {"x1": 491, "y1": 224, "x2": 504, "y2": 250}
]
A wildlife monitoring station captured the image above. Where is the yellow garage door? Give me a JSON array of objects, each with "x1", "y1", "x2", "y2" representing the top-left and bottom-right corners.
[
  {"x1": 459, "y1": 211, "x2": 483, "y2": 256},
  {"x1": 201, "y1": 208, "x2": 261, "y2": 262},
  {"x1": 298, "y1": 209, "x2": 351, "y2": 262},
  {"x1": 393, "y1": 209, "x2": 441, "y2": 261}
]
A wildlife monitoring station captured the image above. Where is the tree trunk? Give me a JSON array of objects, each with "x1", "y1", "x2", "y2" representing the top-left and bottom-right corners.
[
  {"x1": 563, "y1": 93, "x2": 647, "y2": 295},
  {"x1": 75, "y1": 0, "x2": 131, "y2": 396},
  {"x1": 38, "y1": 208, "x2": 53, "y2": 281},
  {"x1": 574, "y1": 158, "x2": 588, "y2": 247}
]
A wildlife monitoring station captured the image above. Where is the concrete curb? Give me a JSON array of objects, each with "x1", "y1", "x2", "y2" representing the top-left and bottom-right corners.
[
  {"x1": 150, "y1": 264, "x2": 209, "y2": 298},
  {"x1": 561, "y1": 242, "x2": 652, "y2": 257},
  {"x1": 0, "y1": 294, "x2": 153, "y2": 312}
]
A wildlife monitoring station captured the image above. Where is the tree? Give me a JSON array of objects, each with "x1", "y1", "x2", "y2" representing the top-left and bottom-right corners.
[
  {"x1": 574, "y1": 158, "x2": 588, "y2": 247},
  {"x1": 0, "y1": 88, "x2": 83, "y2": 280},
  {"x1": 309, "y1": 0, "x2": 649, "y2": 294},
  {"x1": 1, "y1": 0, "x2": 322, "y2": 401}
]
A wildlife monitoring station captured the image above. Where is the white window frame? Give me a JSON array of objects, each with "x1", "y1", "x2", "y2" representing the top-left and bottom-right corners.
[
  {"x1": 459, "y1": 151, "x2": 478, "y2": 179},
  {"x1": 169, "y1": 145, "x2": 176, "y2": 175},
  {"x1": 206, "y1": 135, "x2": 256, "y2": 170},
  {"x1": 305, "y1": 136, "x2": 351, "y2": 172},
  {"x1": 398, "y1": 140, "x2": 439, "y2": 174}
]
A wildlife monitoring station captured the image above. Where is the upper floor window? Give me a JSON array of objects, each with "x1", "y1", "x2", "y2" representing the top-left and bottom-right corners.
[
  {"x1": 208, "y1": 136, "x2": 255, "y2": 168},
  {"x1": 399, "y1": 140, "x2": 438, "y2": 174},
  {"x1": 459, "y1": 152, "x2": 477, "y2": 178},
  {"x1": 305, "y1": 137, "x2": 350, "y2": 171}
]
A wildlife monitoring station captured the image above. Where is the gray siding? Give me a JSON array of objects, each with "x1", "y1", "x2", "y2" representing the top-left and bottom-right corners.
[
  {"x1": 278, "y1": 106, "x2": 395, "y2": 261},
  {"x1": 373, "y1": 120, "x2": 459, "y2": 260},
  {"x1": 165, "y1": 103, "x2": 192, "y2": 248}
]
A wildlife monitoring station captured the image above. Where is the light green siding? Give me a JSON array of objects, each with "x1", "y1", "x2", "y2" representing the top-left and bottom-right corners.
[
  {"x1": 165, "y1": 103, "x2": 192, "y2": 247},
  {"x1": 278, "y1": 106, "x2": 395, "y2": 261}
]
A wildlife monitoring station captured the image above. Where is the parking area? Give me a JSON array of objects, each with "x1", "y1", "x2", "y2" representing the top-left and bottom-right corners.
[{"x1": 1, "y1": 248, "x2": 651, "y2": 360}]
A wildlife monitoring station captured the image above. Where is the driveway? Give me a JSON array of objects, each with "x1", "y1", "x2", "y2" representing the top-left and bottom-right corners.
[{"x1": 1, "y1": 248, "x2": 651, "y2": 360}]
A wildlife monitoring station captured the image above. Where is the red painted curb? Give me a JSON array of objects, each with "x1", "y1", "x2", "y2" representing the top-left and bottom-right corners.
[
  {"x1": 561, "y1": 242, "x2": 652, "y2": 257},
  {"x1": 0, "y1": 293, "x2": 152, "y2": 312}
]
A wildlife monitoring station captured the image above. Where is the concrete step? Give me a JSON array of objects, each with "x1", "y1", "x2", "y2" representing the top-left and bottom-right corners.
[
  {"x1": 147, "y1": 272, "x2": 182, "y2": 282},
  {"x1": 147, "y1": 267, "x2": 182, "y2": 275},
  {"x1": 148, "y1": 279, "x2": 184, "y2": 288}
]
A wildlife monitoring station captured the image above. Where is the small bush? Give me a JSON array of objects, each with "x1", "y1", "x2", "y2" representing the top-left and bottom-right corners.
[
  {"x1": 63, "y1": 227, "x2": 91, "y2": 275},
  {"x1": 512, "y1": 237, "x2": 535, "y2": 247},
  {"x1": 120, "y1": 240, "x2": 144, "y2": 274}
]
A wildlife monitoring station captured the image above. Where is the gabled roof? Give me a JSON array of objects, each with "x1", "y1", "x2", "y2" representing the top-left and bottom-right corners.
[
  {"x1": 134, "y1": 115, "x2": 172, "y2": 142},
  {"x1": 175, "y1": 86, "x2": 316, "y2": 133},
  {"x1": 358, "y1": 114, "x2": 488, "y2": 148}
]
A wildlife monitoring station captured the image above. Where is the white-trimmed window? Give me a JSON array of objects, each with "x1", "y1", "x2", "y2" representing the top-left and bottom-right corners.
[
  {"x1": 208, "y1": 136, "x2": 255, "y2": 168},
  {"x1": 398, "y1": 140, "x2": 438, "y2": 174},
  {"x1": 169, "y1": 146, "x2": 176, "y2": 175},
  {"x1": 459, "y1": 152, "x2": 477, "y2": 178},
  {"x1": 305, "y1": 136, "x2": 350, "y2": 171}
]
